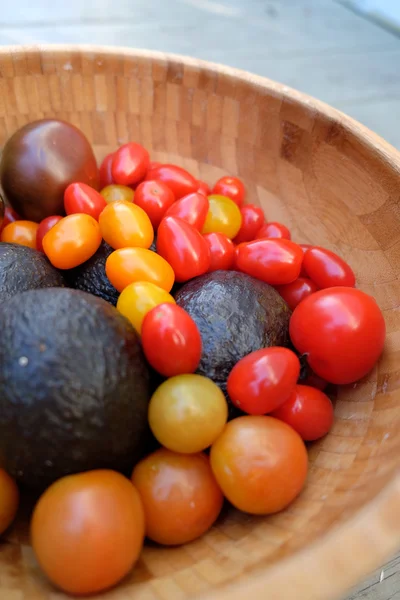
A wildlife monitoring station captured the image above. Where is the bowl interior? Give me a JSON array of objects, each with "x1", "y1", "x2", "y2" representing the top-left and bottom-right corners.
[{"x1": 1, "y1": 47, "x2": 400, "y2": 600}]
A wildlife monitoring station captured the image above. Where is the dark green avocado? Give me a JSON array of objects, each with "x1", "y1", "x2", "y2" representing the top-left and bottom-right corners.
[{"x1": 0, "y1": 287, "x2": 151, "y2": 489}]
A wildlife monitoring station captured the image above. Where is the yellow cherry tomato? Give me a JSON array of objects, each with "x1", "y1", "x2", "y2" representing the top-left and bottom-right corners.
[
  {"x1": 43, "y1": 214, "x2": 102, "y2": 269},
  {"x1": 202, "y1": 194, "x2": 242, "y2": 239},
  {"x1": 99, "y1": 201, "x2": 154, "y2": 250},
  {"x1": 100, "y1": 184, "x2": 135, "y2": 204},
  {"x1": 117, "y1": 281, "x2": 175, "y2": 333},
  {"x1": 106, "y1": 248, "x2": 175, "y2": 293},
  {"x1": 1, "y1": 220, "x2": 39, "y2": 249}
]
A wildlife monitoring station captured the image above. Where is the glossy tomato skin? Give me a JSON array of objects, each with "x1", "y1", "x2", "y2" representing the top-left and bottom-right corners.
[
  {"x1": 212, "y1": 176, "x2": 245, "y2": 207},
  {"x1": 134, "y1": 180, "x2": 175, "y2": 229},
  {"x1": 99, "y1": 201, "x2": 154, "y2": 250},
  {"x1": 145, "y1": 164, "x2": 198, "y2": 199},
  {"x1": 99, "y1": 152, "x2": 115, "y2": 189},
  {"x1": 299, "y1": 243, "x2": 312, "y2": 276},
  {"x1": 43, "y1": 214, "x2": 102, "y2": 269},
  {"x1": 112, "y1": 142, "x2": 150, "y2": 186},
  {"x1": 141, "y1": 303, "x2": 202, "y2": 376},
  {"x1": 235, "y1": 238, "x2": 304, "y2": 285},
  {"x1": 106, "y1": 247, "x2": 175, "y2": 293},
  {"x1": 36, "y1": 215, "x2": 63, "y2": 252},
  {"x1": 100, "y1": 184, "x2": 134, "y2": 204},
  {"x1": 0, "y1": 469, "x2": 19, "y2": 535},
  {"x1": 276, "y1": 277, "x2": 319, "y2": 311},
  {"x1": 1, "y1": 220, "x2": 39, "y2": 249},
  {"x1": 302, "y1": 246, "x2": 356, "y2": 288},
  {"x1": 132, "y1": 449, "x2": 223, "y2": 546},
  {"x1": 64, "y1": 182, "x2": 107, "y2": 220},
  {"x1": 157, "y1": 216, "x2": 210, "y2": 282},
  {"x1": 204, "y1": 232, "x2": 235, "y2": 272},
  {"x1": 290, "y1": 287, "x2": 386, "y2": 384},
  {"x1": 0, "y1": 205, "x2": 20, "y2": 232},
  {"x1": 197, "y1": 180, "x2": 211, "y2": 196},
  {"x1": 210, "y1": 416, "x2": 308, "y2": 515},
  {"x1": 256, "y1": 222, "x2": 291, "y2": 240},
  {"x1": 202, "y1": 194, "x2": 242, "y2": 239},
  {"x1": 233, "y1": 205, "x2": 265, "y2": 244},
  {"x1": 117, "y1": 281, "x2": 175, "y2": 333},
  {"x1": 227, "y1": 347, "x2": 300, "y2": 415},
  {"x1": 165, "y1": 192, "x2": 209, "y2": 231},
  {"x1": 271, "y1": 384, "x2": 334, "y2": 441}
]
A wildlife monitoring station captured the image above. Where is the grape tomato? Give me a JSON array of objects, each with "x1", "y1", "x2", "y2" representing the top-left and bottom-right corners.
[
  {"x1": 64, "y1": 182, "x2": 107, "y2": 220},
  {"x1": 202, "y1": 194, "x2": 242, "y2": 239},
  {"x1": 106, "y1": 247, "x2": 175, "y2": 293},
  {"x1": 116, "y1": 281, "x2": 175, "y2": 333},
  {"x1": 99, "y1": 201, "x2": 154, "y2": 250},
  {"x1": 164, "y1": 192, "x2": 209, "y2": 231},
  {"x1": 212, "y1": 176, "x2": 245, "y2": 207},
  {"x1": 112, "y1": 142, "x2": 150, "y2": 186},
  {"x1": 134, "y1": 180, "x2": 175, "y2": 229},
  {"x1": 235, "y1": 238, "x2": 304, "y2": 285},
  {"x1": 233, "y1": 205, "x2": 265, "y2": 244}
]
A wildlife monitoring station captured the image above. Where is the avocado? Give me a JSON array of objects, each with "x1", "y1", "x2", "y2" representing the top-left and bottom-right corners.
[
  {"x1": 0, "y1": 287, "x2": 150, "y2": 489},
  {"x1": 0, "y1": 243, "x2": 65, "y2": 303},
  {"x1": 175, "y1": 271, "x2": 291, "y2": 396}
]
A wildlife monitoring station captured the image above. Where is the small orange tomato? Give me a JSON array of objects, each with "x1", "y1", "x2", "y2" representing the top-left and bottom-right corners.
[
  {"x1": 31, "y1": 470, "x2": 145, "y2": 596},
  {"x1": 99, "y1": 201, "x2": 154, "y2": 250},
  {"x1": 1, "y1": 220, "x2": 39, "y2": 249},
  {"x1": 0, "y1": 469, "x2": 19, "y2": 535},
  {"x1": 106, "y1": 248, "x2": 175, "y2": 293},
  {"x1": 117, "y1": 281, "x2": 175, "y2": 333},
  {"x1": 100, "y1": 184, "x2": 134, "y2": 204},
  {"x1": 43, "y1": 214, "x2": 102, "y2": 269}
]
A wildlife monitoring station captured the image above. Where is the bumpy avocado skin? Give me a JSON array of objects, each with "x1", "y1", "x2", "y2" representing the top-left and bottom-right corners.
[{"x1": 0, "y1": 288, "x2": 150, "y2": 489}]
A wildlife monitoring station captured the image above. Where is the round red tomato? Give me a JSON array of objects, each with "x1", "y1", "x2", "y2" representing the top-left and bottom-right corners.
[
  {"x1": 64, "y1": 182, "x2": 107, "y2": 220},
  {"x1": 233, "y1": 205, "x2": 264, "y2": 244},
  {"x1": 299, "y1": 243, "x2": 312, "y2": 276},
  {"x1": 271, "y1": 384, "x2": 334, "y2": 441},
  {"x1": 141, "y1": 304, "x2": 202, "y2": 377},
  {"x1": 36, "y1": 215, "x2": 63, "y2": 252},
  {"x1": 212, "y1": 176, "x2": 245, "y2": 207},
  {"x1": 235, "y1": 238, "x2": 303, "y2": 285},
  {"x1": 99, "y1": 152, "x2": 115, "y2": 189},
  {"x1": 197, "y1": 180, "x2": 211, "y2": 196},
  {"x1": 302, "y1": 246, "x2": 356, "y2": 288},
  {"x1": 134, "y1": 180, "x2": 175, "y2": 229},
  {"x1": 145, "y1": 164, "x2": 198, "y2": 199},
  {"x1": 227, "y1": 347, "x2": 300, "y2": 415},
  {"x1": 112, "y1": 142, "x2": 150, "y2": 186},
  {"x1": 290, "y1": 287, "x2": 386, "y2": 384},
  {"x1": 165, "y1": 192, "x2": 209, "y2": 231},
  {"x1": 204, "y1": 232, "x2": 235, "y2": 271},
  {"x1": 256, "y1": 222, "x2": 291, "y2": 240},
  {"x1": 276, "y1": 277, "x2": 319, "y2": 311}
]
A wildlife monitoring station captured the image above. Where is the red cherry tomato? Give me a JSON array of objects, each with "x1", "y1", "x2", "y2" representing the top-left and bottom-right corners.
[
  {"x1": 36, "y1": 215, "x2": 63, "y2": 252},
  {"x1": 235, "y1": 239, "x2": 303, "y2": 285},
  {"x1": 141, "y1": 304, "x2": 202, "y2": 377},
  {"x1": 256, "y1": 222, "x2": 291, "y2": 240},
  {"x1": 145, "y1": 165, "x2": 198, "y2": 200},
  {"x1": 150, "y1": 161, "x2": 162, "y2": 170},
  {"x1": 271, "y1": 384, "x2": 334, "y2": 441},
  {"x1": 227, "y1": 347, "x2": 300, "y2": 415},
  {"x1": 197, "y1": 181, "x2": 211, "y2": 196},
  {"x1": 233, "y1": 205, "x2": 265, "y2": 244},
  {"x1": 112, "y1": 142, "x2": 150, "y2": 186},
  {"x1": 1, "y1": 205, "x2": 20, "y2": 230},
  {"x1": 165, "y1": 193, "x2": 209, "y2": 231},
  {"x1": 290, "y1": 287, "x2": 386, "y2": 384},
  {"x1": 64, "y1": 182, "x2": 107, "y2": 221},
  {"x1": 134, "y1": 180, "x2": 175, "y2": 229},
  {"x1": 212, "y1": 176, "x2": 245, "y2": 207},
  {"x1": 302, "y1": 246, "x2": 356, "y2": 288},
  {"x1": 157, "y1": 216, "x2": 210, "y2": 282},
  {"x1": 276, "y1": 277, "x2": 319, "y2": 311},
  {"x1": 99, "y1": 152, "x2": 115, "y2": 189},
  {"x1": 204, "y1": 232, "x2": 235, "y2": 272},
  {"x1": 299, "y1": 243, "x2": 312, "y2": 276}
]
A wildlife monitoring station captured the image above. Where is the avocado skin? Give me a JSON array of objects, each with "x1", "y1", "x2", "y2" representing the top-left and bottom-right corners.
[
  {"x1": 0, "y1": 288, "x2": 150, "y2": 489},
  {"x1": 0, "y1": 243, "x2": 65, "y2": 302},
  {"x1": 175, "y1": 271, "x2": 291, "y2": 395}
]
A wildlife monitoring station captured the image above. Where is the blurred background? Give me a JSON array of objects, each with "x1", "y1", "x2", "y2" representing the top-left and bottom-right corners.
[{"x1": 0, "y1": 0, "x2": 399, "y2": 148}]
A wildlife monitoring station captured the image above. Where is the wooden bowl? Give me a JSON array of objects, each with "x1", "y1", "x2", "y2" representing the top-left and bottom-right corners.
[{"x1": 1, "y1": 45, "x2": 400, "y2": 600}]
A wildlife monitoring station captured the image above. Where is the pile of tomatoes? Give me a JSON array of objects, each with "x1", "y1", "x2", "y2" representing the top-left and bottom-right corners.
[{"x1": 0, "y1": 139, "x2": 386, "y2": 597}]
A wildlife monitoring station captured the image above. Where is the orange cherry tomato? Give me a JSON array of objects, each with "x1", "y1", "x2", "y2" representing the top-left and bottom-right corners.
[
  {"x1": 43, "y1": 214, "x2": 102, "y2": 269},
  {"x1": 31, "y1": 470, "x2": 145, "y2": 596},
  {"x1": 132, "y1": 449, "x2": 223, "y2": 546},
  {"x1": 99, "y1": 201, "x2": 154, "y2": 250},
  {"x1": 36, "y1": 215, "x2": 63, "y2": 252},
  {"x1": 99, "y1": 152, "x2": 115, "y2": 189},
  {"x1": 100, "y1": 184, "x2": 135, "y2": 204},
  {"x1": 106, "y1": 247, "x2": 175, "y2": 293},
  {"x1": 202, "y1": 195, "x2": 242, "y2": 239},
  {"x1": 1, "y1": 220, "x2": 39, "y2": 249},
  {"x1": 116, "y1": 281, "x2": 175, "y2": 333},
  {"x1": 0, "y1": 469, "x2": 19, "y2": 535}
]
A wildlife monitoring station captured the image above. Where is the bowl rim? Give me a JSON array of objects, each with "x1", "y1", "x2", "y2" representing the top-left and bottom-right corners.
[{"x1": 1, "y1": 43, "x2": 400, "y2": 600}]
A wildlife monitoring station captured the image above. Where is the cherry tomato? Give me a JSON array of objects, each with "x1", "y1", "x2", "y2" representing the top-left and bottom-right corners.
[
  {"x1": 0, "y1": 205, "x2": 20, "y2": 233},
  {"x1": 31, "y1": 470, "x2": 145, "y2": 596},
  {"x1": 99, "y1": 201, "x2": 154, "y2": 250},
  {"x1": 43, "y1": 214, "x2": 102, "y2": 269},
  {"x1": 299, "y1": 243, "x2": 312, "y2": 276},
  {"x1": 302, "y1": 246, "x2": 356, "y2": 288},
  {"x1": 212, "y1": 176, "x2": 245, "y2": 207},
  {"x1": 1, "y1": 220, "x2": 39, "y2": 249},
  {"x1": 227, "y1": 347, "x2": 300, "y2": 415},
  {"x1": 202, "y1": 194, "x2": 242, "y2": 239},
  {"x1": 106, "y1": 247, "x2": 174, "y2": 293},
  {"x1": 64, "y1": 182, "x2": 107, "y2": 221},
  {"x1": 134, "y1": 180, "x2": 175, "y2": 229},
  {"x1": 197, "y1": 180, "x2": 211, "y2": 196},
  {"x1": 204, "y1": 232, "x2": 235, "y2": 272},
  {"x1": 148, "y1": 374, "x2": 228, "y2": 453},
  {"x1": 36, "y1": 215, "x2": 63, "y2": 252},
  {"x1": 150, "y1": 161, "x2": 162, "y2": 170},
  {"x1": 145, "y1": 164, "x2": 198, "y2": 199},
  {"x1": 276, "y1": 277, "x2": 319, "y2": 311},
  {"x1": 157, "y1": 216, "x2": 210, "y2": 282},
  {"x1": 117, "y1": 281, "x2": 175, "y2": 333},
  {"x1": 99, "y1": 152, "x2": 115, "y2": 189},
  {"x1": 100, "y1": 184, "x2": 135, "y2": 204},
  {"x1": 112, "y1": 142, "x2": 150, "y2": 186},
  {"x1": 233, "y1": 204, "x2": 265, "y2": 244},
  {"x1": 132, "y1": 449, "x2": 223, "y2": 546},
  {"x1": 290, "y1": 287, "x2": 386, "y2": 384},
  {"x1": 271, "y1": 384, "x2": 334, "y2": 441},
  {"x1": 165, "y1": 192, "x2": 209, "y2": 231},
  {"x1": 256, "y1": 222, "x2": 291, "y2": 240},
  {"x1": 235, "y1": 239, "x2": 303, "y2": 285},
  {"x1": 210, "y1": 416, "x2": 308, "y2": 515},
  {"x1": 0, "y1": 469, "x2": 19, "y2": 535}
]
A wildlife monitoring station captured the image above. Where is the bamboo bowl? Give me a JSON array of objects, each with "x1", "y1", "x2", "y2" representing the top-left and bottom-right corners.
[{"x1": 1, "y1": 45, "x2": 400, "y2": 600}]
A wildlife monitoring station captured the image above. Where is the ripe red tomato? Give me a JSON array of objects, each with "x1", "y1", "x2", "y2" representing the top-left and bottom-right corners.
[
  {"x1": 227, "y1": 347, "x2": 300, "y2": 415},
  {"x1": 197, "y1": 180, "x2": 211, "y2": 196},
  {"x1": 256, "y1": 222, "x2": 291, "y2": 240},
  {"x1": 112, "y1": 142, "x2": 150, "y2": 186},
  {"x1": 276, "y1": 277, "x2": 319, "y2": 311},
  {"x1": 302, "y1": 246, "x2": 356, "y2": 288},
  {"x1": 145, "y1": 164, "x2": 198, "y2": 199},
  {"x1": 157, "y1": 216, "x2": 210, "y2": 282},
  {"x1": 204, "y1": 232, "x2": 235, "y2": 272},
  {"x1": 141, "y1": 304, "x2": 202, "y2": 377},
  {"x1": 134, "y1": 180, "x2": 175, "y2": 229},
  {"x1": 299, "y1": 243, "x2": 312, "y2": 276},
  {"x1": 235, "y1": 239, "x2": 303, "y2": 285},
  {"x1": 0, "y1": 205, "x2": 20, "y2": 233},
  {"x1": 290, "y1": 287, "x2": 386, "y2": 384},
  {"x1": 271, "y1": 385, "x2": 334, "y2": 441},
  {"x1": 99, "y1": 152, "x2": 115, "y2": 189},
  {"x1": 233, "y1": 205, "x2": 265, "y2": 244},
  {"x1": 165, "y1": 192, "x2": 209, "y2": 231},
  {"x1": 149, "y1": 161, "x2": 162, "y2": 170},
  {"x1": 36, "y1": 215, "x2": 63, "y2": 252},
  {"x1": 64, "y1": 182, "x2": 107, "y2": 221},
  {"x1": 212, "y1": 176, "x2": 245, "y2": 207}
]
